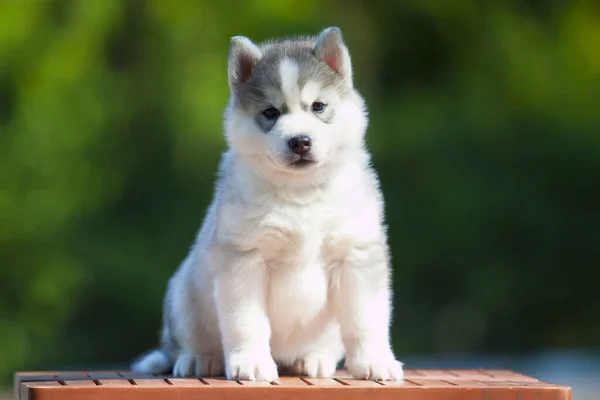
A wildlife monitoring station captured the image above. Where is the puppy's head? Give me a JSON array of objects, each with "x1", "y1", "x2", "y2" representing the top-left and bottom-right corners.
[{"x1": 224, "y1": 27, "x2": 368, "y2": 185}]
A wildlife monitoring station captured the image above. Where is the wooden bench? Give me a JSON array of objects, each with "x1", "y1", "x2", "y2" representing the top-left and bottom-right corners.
[{"x1": 14, "y1": 369, "x2": 571, "y2": 399}]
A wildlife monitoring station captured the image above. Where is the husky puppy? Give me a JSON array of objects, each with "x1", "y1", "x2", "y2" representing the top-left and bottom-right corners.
[{"x1": 131, "y1": 27, "x2": 404, "y2": 382}]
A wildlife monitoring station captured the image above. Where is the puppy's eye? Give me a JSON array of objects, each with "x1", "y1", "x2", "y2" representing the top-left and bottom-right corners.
[
  {"x1": 262, "y1": 107, "x2": 280, "y2": 120},
  {"x1": 311, "y1": 102, "x2": 327, "y2": 113}
]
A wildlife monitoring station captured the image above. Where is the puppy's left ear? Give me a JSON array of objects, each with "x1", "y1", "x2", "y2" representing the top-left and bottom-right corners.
[
  {"x1": 228, "y1": 36, "x2": 263, "y2": 93},
  {"x1": 313, "y1": 27, "x2": 353, "y2": 85}
]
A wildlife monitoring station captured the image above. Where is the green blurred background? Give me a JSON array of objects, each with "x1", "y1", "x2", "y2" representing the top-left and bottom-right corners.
[{"x1": 1, "y1": 0, "x2": 599, "y2": 389}]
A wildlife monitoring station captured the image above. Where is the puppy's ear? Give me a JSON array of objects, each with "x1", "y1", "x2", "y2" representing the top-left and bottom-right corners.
[
  {"x1": 313, "y1": 27, "x2": 353, "y2": 84},
  {"x1": 228, "y1": 36, "x2": 262, "y2": 93}
]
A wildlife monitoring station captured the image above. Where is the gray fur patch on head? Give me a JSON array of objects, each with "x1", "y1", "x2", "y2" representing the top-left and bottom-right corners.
[{"x1": 229, "y1": 27, "x2": 354, "y2": 133}]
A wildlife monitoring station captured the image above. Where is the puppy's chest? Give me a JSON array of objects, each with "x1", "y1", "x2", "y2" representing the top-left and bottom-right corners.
[
  {"x1": 257, "y1": 203, "x2": 330, "y2": 265},
  {"x1": 259, "y1": 204, "x2": 338, "y2": 331},
  {"x1": 228, "y1": 189, "x2": 358, "y2": 265}
]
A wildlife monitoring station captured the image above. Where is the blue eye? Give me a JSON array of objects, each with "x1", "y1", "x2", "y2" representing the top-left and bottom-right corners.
[
  {"x1": 311, "y1": 102, "x2": 327, "y2": 113},
  {"x1": 262, "y1": 107, "x2": 280, "y2": 120}
]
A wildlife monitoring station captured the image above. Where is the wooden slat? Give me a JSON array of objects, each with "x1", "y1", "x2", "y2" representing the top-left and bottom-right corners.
[
  {"x1": 335, "y1": 378, "x2": 383, "y2": 387},
  {"x1": 237, "y1": 379, "x2": 274, "y2": 386},
  {"x1": 15, "y1": 369, "x2": 572, "y2": 400},
  {"x1": 202, "y1": 377, "x2": 241, "y2": 387},
  {"x1": 483, "y1": 380, "x2": 564, "y2": 388},
  {"x1": 16, "y1": 374, "x2": 56, "y2": 382},
  {"x1": 15, "y1": 369, "x2": 51, "y2": 395},
  {"x1": 20, "y1": 381, "x2": 62, "y2": 400},
  {"x1": 302, "y1": 377, "x2": 344, "y2": 386},
  {"x1": 117, "y1": 372, "x2": 155, "y2": 379},
  {"x1": 485, "y1": 369, "x2": 540, "y2": 381},
  {"x1": 407, "y1": 379, "x2": 459, "y2": 387},
  {"x1": 412, "y1": 369, "x2": 460, "y2": 378},
  {"x1": 62, "y1": 380, "x2": 97, "y2": 387},
  {"x1": 15, "y1": 375, "x2": 56, "y2": 399},
  {"x1": 131, "y1": 378, "x2": 172, "y2": 387},
  {"x1": 275, "y1": 377, "x2": 309, "y2": 386},
  {"x1": 515, "y1": 389, "x2": 568, "y2": 400},
  {"x1": 96, "y1": 379, "x2": 133, "y2": 386},
  {"x1": 86, "y1": 372, "x2": 123, "y2": 380},
  {"x1": 56, "y1": 373, "x2": 90, "y2": 381},
  {"x1": 167, "y1": 378, "x2": 206, "y2": 387},
  {"x1": 18, "y1": 385, "x2": 573, "y2": 400},
  {"x1": 379, "y1": 379, "x2": 423, "y2": 387},
  {"x1": 443, "y1": 369, "x2": 496, "y2": 380},
  {"x1": 445, "y1": 380, "x2": 493, "y2": 388}
]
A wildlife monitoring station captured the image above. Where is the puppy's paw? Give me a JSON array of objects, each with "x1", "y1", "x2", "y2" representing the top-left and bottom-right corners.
[
  {"x1": 346, "y1": 353, "x2": 404, "y2": 381},
  {"x1": 173, "y1": 353, "x2": 224, "y2": 377},
  {"x1": 226, "y1": 351, "x2": 279, "y2": 381},
  {"x1": 290, "y1": 353, "x2": 338, "y2": 377}
]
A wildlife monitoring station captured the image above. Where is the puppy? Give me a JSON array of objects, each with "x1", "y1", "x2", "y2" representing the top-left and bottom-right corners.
[{"x1": 131, "y1": 26, "x2": 404, "y2": 382}]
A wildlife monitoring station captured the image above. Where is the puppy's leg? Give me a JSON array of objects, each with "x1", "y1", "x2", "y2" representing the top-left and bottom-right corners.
[
  {"x1": 213, "y1": 247, "x2": 278, "y2": 382},
  {"x1": 168, "y1": 265, "x2": 225, "y2": 377},
  {"x1": 335, "y1": 242, "x2": 404, "y2": 381}
]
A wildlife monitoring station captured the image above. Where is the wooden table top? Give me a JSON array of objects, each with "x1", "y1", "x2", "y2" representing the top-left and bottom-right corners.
[{"x1": 14, "y1": 369, "x2": 572, "y2": 400}]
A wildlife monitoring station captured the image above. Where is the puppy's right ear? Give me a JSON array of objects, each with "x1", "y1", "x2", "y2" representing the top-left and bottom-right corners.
[{"x1": 228, "y1": 36, "x2": 262, "y2": 93}]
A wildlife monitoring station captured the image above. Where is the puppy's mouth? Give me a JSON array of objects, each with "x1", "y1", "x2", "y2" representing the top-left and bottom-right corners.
[
  {"x1": 289, "y1": 158, "x2": 317, "y2": 167},
  {"x1": 267, "y1": 153, "x2": 318, "y2": 170}
]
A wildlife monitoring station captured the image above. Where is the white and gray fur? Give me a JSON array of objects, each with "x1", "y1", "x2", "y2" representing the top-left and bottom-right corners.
[{"x1": 131, "y1": 27, "x2": 404, "y2": 382}]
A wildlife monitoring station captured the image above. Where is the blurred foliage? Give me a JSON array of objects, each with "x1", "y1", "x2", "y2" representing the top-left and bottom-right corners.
[{"x1": 1, "y1": 0, "x2": 599, "y2": 384}]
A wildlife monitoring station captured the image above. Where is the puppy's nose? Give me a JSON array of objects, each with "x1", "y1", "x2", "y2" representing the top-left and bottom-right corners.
[{"x1": 288, "y1": 135, "x2": 312, "y2": 155}]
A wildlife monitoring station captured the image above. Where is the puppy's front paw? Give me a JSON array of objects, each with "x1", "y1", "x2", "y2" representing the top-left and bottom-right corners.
[
  {"x1": 173, "y1": 353, "x2": 224, "y2": 377},
  {"x1": 226, "y1": 351, "x2": 279, "y2": 381},
  {"x1": 346, "y1": 353, "x2": 404, "y2": 381},
  {"x1": 290, "y1": 352, "x2": 338, "y2": 377}
]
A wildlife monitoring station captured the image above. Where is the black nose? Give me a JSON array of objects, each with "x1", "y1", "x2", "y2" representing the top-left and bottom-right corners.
[{"x1": 288, "y1": 135, "x2": 312, "y2": 155}]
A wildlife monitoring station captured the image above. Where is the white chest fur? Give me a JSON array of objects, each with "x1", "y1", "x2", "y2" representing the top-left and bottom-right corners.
[
  {"x1": 213, "y1": 159, "x2": 385, "y2": 358},
  {"x1": 218, "y1": 180, "x2": 339, "y2": 338},
  {"x1": 256, "y1": 191, "x2": 334, "y2": 328}
]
